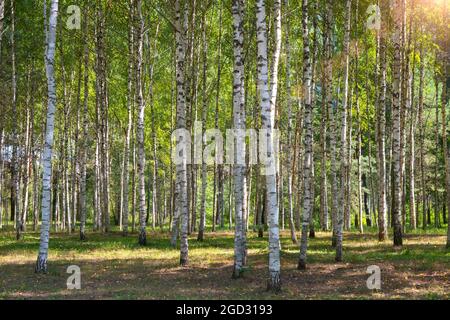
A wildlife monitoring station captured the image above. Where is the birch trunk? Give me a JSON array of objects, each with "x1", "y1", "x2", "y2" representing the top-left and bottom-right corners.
[
  {"x1": 354, "y1": 0, "x2": 363, "y2": 234},
  {"x1": 335, "y1": 0, "x2": 351, "y2": 262},
  {"x1": 441, "y1": 53, "x2": 450, "y2": 248},
  {"x1": 148, "y1": 22, "x2": 160, "y2": 230},
  {"x1": 174, "y1": 0, "x2": 189, "y2": 265},
  {"x1": 122, "y1": 0, "x2": 134, "y2": 237},
  {"x1": 284, "y1": 0, "x2": 298, "y2": 243},
  {"x1": 325, "y1": 0, "x2": 339, "y2": 247},
  {"x1": 135, "y1": 0, "x2": 147, "y2": 245},
  {"x1": 36, "y1": 0, "x2": 59, "y2": 273},
  {"x1": 309, "y1": 1, "x2": 318, "y2": 239},
  {"x1": 376, "y1": 6, "x2": 388, "y2": 240},
  {"x1": 255, "y1": 0, "x2": 281, "y2": 291},
  {"x1": 21, "y1": 71, "x2": 33, "y2": 234},
  {"x1": 407, "y1": 3, "x2": 416, "y2": 230},
  {"x1": 392, "y1": 0, "x2": 404, "y2": 246},
  {"x1": 319, "y1": 0, "x2": 330, "y2": 232},
  {"x1": 298, "y1": 0, "x2": 314, "y2": 269},
  {"x1": 231, "y1": 0, "x2": 246, "y2": 278},
  {"x1": 11, "y1": 0, "x2": 21, "y2": 240},
  {"x1": 198, "y1": 4, "x2": 208, "y2": 242},
  {"x1": 79, "y1": 3, "x2": 89, "y2": 241}
]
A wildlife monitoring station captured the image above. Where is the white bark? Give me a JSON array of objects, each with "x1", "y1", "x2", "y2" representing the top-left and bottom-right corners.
[
  {"x1": 298, "y1": 0, "x2": 314, "y2": 269},
  {"x1": 135, "y1": 0, "x2": 147, "y2": 245},
  {"x1": 122, "y1": 0, "x2": 134, "y2": 237},
  {"x1": 376, "y1": 10, "x2": 388, "y2": 240},
  {"x1": 231, "y1": 0, "x2": 246, "y2": 278},
  {"x1": 256, "y1": 0, "x2": 281, "y2": 291},
  {"x1": 11, "y1": 0, "x2": 21, "y2": 240},
  {"x1": 392, "y1": 0, "x2": 403, "y2": 247},
  {"x1": 174, "y1": 0, "x2": 189, "y2": 265},
  {"x1": 198, "y1": 5, "x2": 208, "y2": 242},
  {"x1": 79, "y1": 3, "x2": 89, "y2": 241},
  {"x1": 324, "y1": 0, "x2": 339, "y2": 247},
  {"x1": 284, "y1": 0, "x2": 298, "y2": 243},
  {"x1": 336, "y1": 0, "x2": 351, "y2": 262},
  {"x1": 36, "y1": 0, "x2": 59, "y2": 273}
]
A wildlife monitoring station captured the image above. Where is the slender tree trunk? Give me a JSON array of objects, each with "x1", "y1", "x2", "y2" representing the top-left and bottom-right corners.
[
  {"x1": 79, "y1": 3, "x2": 89, "y2": 241},
  {"x1": 231, "y1": 0, "x2": 246, "y2": 278},
  {"x1": 392, "y1": 0, "x2": 404, "y2": 247},
  {"x1": 95, "y1": 1, "x2": 109, "y2": 233},
  {"x1": 325, "y1": 0, "x2": 338, "y2": 247},
  {"x1": 148, "y1": 23, "x2": 160, "y2": 231},
  {"x1": 21, "y1": 69, "x2": 33, "y2": 234},
  {"x1": 121, "y1": 0, "x2": 135, "y2": 237},
  {"x1": 376, "y1": 6, "x2": 388, "y2": 240},
  {"x1": 308, "y1": 1, "x2": 318, "y2": 239},
  {"x1": 336, "y1": 0, "x2": 351, "y2": 262},
  {"x1": 11, "y1": 0, "x2": 21, "y2": 240},
  {"x1": 70, "y1": 56, "x2": 82, "y2": 233},
  {"x1": 285, "y1": 0, "x2": 298, "y2": 243},
  {"x1": 319, "y1": 0, "x2": 329, "y2": 232},
  {"x1": 135, "y1": 0, "x2": 147, "y2": 245},
  {"x1": 441, "y1": 51, "x2": 450, "y2": 248},
  {"x1": 354, "y1": 0, "x2": 363, "y2": 234},
  {"x1": 434, "y1": 78, "x2": 440, "y2": 228},
  {"x1": 198, "y1": 4, "x2": 208, "y2": 242},
  {"x1": 36, "y1": 0, "x2": 59, "y2": 273},
  {"x1": 407, "y1": 2, "x2": 416, "y2": 231},
  {"x1": 255, "y1": 0, "x2": 282, "y2": 291},
  {"x1": 418, "y1": 42, "x2": 427, "y2": 230},
  {"x1": 174, "y1": 0, "x2": 189, "y2": 265},
  {"x1": 298, "y1": 0, "x2": 314, "y2": 269}
]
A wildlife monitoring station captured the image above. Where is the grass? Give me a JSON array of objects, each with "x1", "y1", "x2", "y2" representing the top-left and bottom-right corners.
[{"x1": 0, "y1": 225, "x2": 448, "y2": 300}]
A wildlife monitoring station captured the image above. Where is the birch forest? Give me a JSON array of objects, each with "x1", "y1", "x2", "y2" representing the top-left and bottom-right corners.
[{"x1": 0, "y1": 0, "x2": 449, "y2": 299}]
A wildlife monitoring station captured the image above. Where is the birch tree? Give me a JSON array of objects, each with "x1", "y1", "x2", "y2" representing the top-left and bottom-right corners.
[
  {"x1": 285, "y1": 0, "x2": 298, "y2": 243},
  {"x1": 441, "y1": 51, "x2": 450, "y2": 248},
  {"x1": 174, "y1": 0, "x2": 189, "y2": 265},
  {"x1": 336, "y1": 0, "x2": 351, "y2": 262},
  {"x1": 255, "y1": 0, "x2": 281, "y2": 291},
  {"x1": 298, "y1": 0, "x2": 314, "y2": 269},
  {"x1": 36, "y1": 0, "x2": 59, "y2": 273},
  {"x1": 135, "y1": 0, "x2": 147, "y2": 245},
  {"x1": 79, "y1": 3, "x2": 89, "y2": 241},
  {"x1": 376, "y1": 0, "x2": 388, "y2": 241},
  {"x1": 392, "y1": 0, "x2": 404, "y2": 247},
  {"x1": 198, "y1": 2, "x2": 208, "y2": 242},
  {"x1": 122, "y1": 0, "x2": 135, "y2": 237},
  {"x1": 325, "y1": 0, "x2": 339, "y2": 247},
  {"x1": 231, "y1": 0, "x2": 246, "y2": 278},
  {"x1": 319, "y1": 0, "x2": 330, "y2": 232},
  {"x1": 11, "y1": 0, "x2": 21, "y2": 240}
]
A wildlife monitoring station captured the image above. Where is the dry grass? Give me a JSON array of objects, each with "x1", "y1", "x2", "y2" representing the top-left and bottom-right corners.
[{"x1": 0, "y1": 228, "x2": 448, "y2": 299}]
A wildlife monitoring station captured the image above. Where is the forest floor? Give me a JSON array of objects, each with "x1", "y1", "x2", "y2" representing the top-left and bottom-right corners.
[{"x1": 0, "y1": 226, "x2": 448, "y2": 300}]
